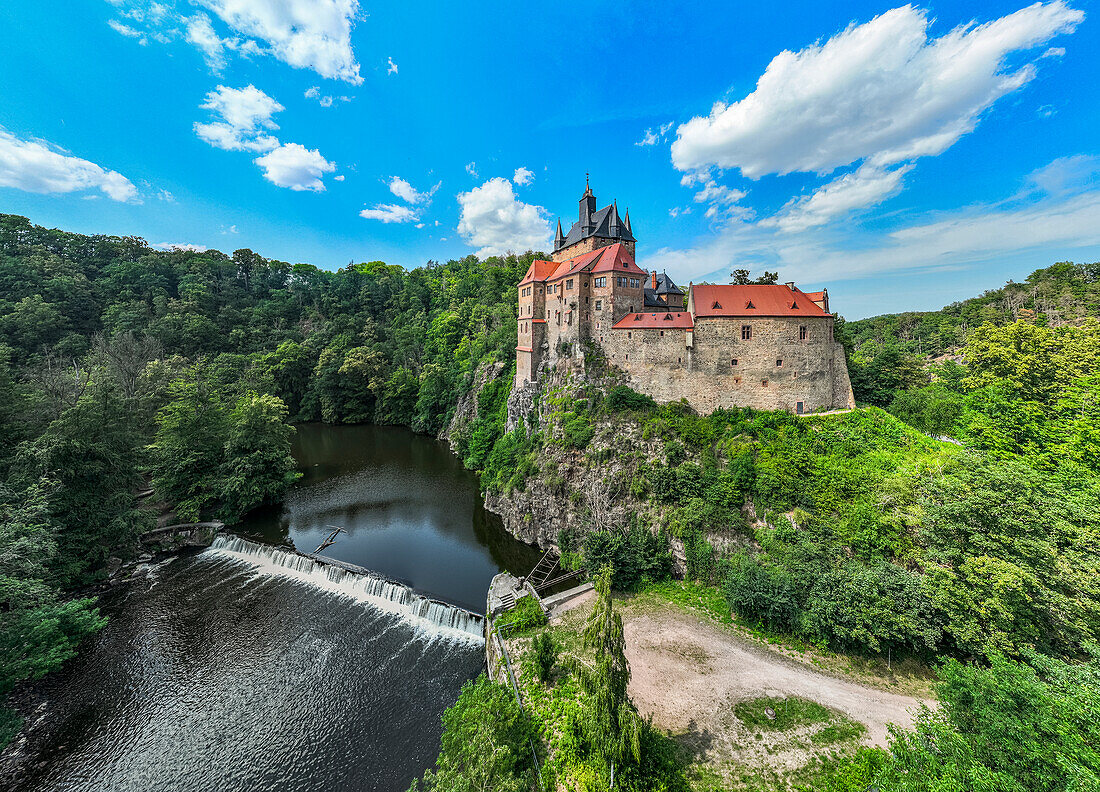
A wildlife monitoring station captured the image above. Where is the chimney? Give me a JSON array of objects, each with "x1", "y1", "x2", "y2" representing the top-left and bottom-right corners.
[{"x1": 651, "y1": 271, "x2": 657, "y2": 290}]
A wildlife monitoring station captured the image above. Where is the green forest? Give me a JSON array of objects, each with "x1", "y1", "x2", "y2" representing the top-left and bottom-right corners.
[{"x1": 2, "y1": 212, "x2": 1099, "y2": 790}]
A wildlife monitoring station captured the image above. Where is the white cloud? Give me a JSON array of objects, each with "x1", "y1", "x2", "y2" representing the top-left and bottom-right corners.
[
  {"x1": 465, "y1": 161, "x2": 478, "y2": 177},
  {"x1": 359, "y1": 203, "x2": 418, "y2": 223},
  {"x1": 108, "y1": 19, "x2": 145, "y2": 41},
  {"x1": 153, "y1": 242, "x2": 208, "y2": 252},
  {"x1": 513, "y1": 166, "x2": 534, "y2": 186},
  {"x1": 1025, "y1": 154, "x2": 1100, "y2": 195},
  {"x1": 387, "y1": 56, "x2": 398, "y2": 75},
  {"x1": 764, "y1": 162, "x2": 914, "y2": 232},
  {"x1": 650, "y1": 158, "x2": 1100, "y2": 288},
  {"x1": 107, "y1": 1, "x2": 361, "y2": 82},
  {"x1": 304, "y1": 85, "x2": 351, "y2": 108},
  {"x1": 157, "y1": 188, "x2": 176, "y2": 202},
  {"x1": 669, "y1": 206, "x2": 691, "y2": 218},
  {"x1": 389, "y1": 176, "x2": 439, "y2": 204},
  {"x1": 636, "y1": 121, "x2": 673, "y2": 147},
  {"x1": 456, "y1": 177, "x2": 550, "y2": 257},
  {"x1": 0, "y1": 130, "x2": 139, "y2": 202},
  {"x1": 671, "y1": 2, "x2": 1083, "y2": 178},
  {"x1": 185, "y1": 14, "x2": 228, "y2": 70},
  {"x1": 254, "y1": 143, "x2": 335, "y2": 191},
  {"x1": 221, "y1": 224, "x2": 239, "y2": 234},
  {"x1": 194, "y1": 84, "x2": 282, "y2": 152},
  {"x1": 197, "y1": 0, "x2": 363, "y2": 84},
  {"x1": 334, "y1": 174, "x2": 345, "y2": 181}
]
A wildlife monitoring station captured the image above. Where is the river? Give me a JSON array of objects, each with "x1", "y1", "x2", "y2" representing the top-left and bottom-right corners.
[{"x1": 3, "y1": 424, "x2": 544, "y2": 792}]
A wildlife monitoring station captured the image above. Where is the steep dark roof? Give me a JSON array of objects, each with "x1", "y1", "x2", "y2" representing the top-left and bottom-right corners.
[
  {"x1": 643, "y1": 288, "x2": 668, "y2": 309},
  {"x1": 558, "y1": 204, "x2": 635, "y2": 249},
  {"x1": 654, "y1": 271, "x2": 683, "y2": 296}
]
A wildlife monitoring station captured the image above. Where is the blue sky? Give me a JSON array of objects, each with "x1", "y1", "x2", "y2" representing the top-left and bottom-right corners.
[{"x1": 1, "y1": 1, "x2": 1098, "y2": 318}]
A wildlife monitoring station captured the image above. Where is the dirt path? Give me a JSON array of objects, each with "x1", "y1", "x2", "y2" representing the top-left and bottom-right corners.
[{"x1": 621, "y1": 606, "x2": 928, "y2": 752}]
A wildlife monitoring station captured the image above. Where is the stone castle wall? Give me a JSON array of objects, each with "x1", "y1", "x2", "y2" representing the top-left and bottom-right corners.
[{"x1": 603, "y1": 315, "x2": 853, "y2": 413}]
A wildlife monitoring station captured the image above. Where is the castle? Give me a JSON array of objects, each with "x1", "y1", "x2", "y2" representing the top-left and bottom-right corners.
[{"x1": 516, "y1": 182, "x2": 855, "y2": 414}]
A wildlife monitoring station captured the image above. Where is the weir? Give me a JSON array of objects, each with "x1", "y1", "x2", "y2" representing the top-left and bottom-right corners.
[{"x1": 204, "y1": 535, "x2": 485, "y2": 643}]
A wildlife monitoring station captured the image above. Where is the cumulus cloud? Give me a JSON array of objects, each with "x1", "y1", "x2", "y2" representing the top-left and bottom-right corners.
[
  {"x1": 636, "y1": 122, "x2": 673, "y2": 147},
  {"x1": 0, "y1": 130, "x2": 139, "y2": 202},
  {"x1": 359, "y1": 203, "x2": 417, "y2": 223},
  {"x1": 650, "y1": 157, "x2": 1100, "y2": 292},
  {"x1": 254, "y1": 143, "x2": 335, "y2": 191},
  {"x1": 304, "y1": 85, "x2": 351, "y2": 108},
  {"x1": 456, "y1": 177, "x2": 550, "y2": 257},
  {"x1": 672, "y1": 2, "x2": 1082, "y2": 178},
  {"x1": 765, "y1": 163, "x2": 914, "y2": 232},
  {"x1": 194, "y1": 84, "x2": 282, "y2": 152},
  {"x1": 388, "y1": 176, "x2": 439, "y2": 204},
  {"x1": 513, "y1": 166, "x2": 534, "y2": 186},
  {"x1": 106, "y1": 0, "x2": 362, "y2": 83}
]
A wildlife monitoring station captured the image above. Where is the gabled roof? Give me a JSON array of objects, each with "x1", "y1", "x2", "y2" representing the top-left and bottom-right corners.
[
  {"x1": 803, "y1": 290, "x2": 826, "y2": 302},
  {"x1": 612, "y1": 311, "x2": 694, "y2": 329},
  {"x1": 518, "y1": 259, "x2": 560, "y2": 286},
  {"x1": 520, "y1": 243, "x2": 647, "y2": 287},
  {"x1": 643, "y1": 288, "x2": 667, "y2": 308},
  {"x1": 691, "y1": 284, "x2": 830, "y2": 318}
]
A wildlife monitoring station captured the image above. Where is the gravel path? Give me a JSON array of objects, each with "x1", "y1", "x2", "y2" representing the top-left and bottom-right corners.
[{"x1": 622, "y1": 606, "x2": 928, "y2": 749}]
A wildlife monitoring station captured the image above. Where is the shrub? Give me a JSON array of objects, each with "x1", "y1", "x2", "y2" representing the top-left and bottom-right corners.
[
  {"x1": 495, "y1": 595, "x2": 547, "y2": 635},
  {"x1": 530, "y1": 632, "x2": 556, "y2": 683},
  {"x1": 605, "y1": 385, "x2": 657, "y2": 413}
]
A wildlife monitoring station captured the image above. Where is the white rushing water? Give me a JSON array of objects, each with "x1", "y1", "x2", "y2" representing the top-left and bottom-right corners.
[{"x1": 204, "y1": 535, "x2": 485, "y2": 643}]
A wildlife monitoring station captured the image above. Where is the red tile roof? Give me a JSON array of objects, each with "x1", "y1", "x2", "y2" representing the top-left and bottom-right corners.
[
  {"x1": 612, "y1": 311, "x2": 695, "y2": 329},
  {"x1": 803, "y1": 290, "x2": 826, "y2": 302},
  {"x1": 518, "y1": 243, "x2": 646, "y2": 285},
  {"x1": 691, "y1": 284, "x2": 829, "y2": 318}
]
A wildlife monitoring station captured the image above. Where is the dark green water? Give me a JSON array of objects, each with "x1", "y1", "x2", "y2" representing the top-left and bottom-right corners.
[{"x1": 1, "y1": 424, "x2": 545, "y2": 792}]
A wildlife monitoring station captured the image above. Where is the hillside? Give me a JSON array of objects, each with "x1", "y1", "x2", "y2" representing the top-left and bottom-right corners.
[{"x1": 842, "y1": 261, "x2": 1100, "y2": 359}]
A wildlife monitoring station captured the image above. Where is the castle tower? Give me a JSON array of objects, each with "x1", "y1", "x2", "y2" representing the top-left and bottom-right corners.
[{"x1": 552, "y1": 178, "x2": 636, "y2": 262}]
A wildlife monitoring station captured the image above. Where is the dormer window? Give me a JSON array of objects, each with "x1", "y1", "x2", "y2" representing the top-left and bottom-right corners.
[
  {"x1": 634, "y1": 314, "x2": 643, "y2": 321},
  {"x1": 664, "y1": 314, "x2": 673, "y2": 321},
  {"x1": 790, "y1": 301, "x2": 798, "y2": 309},
  {"x1": 745, "y1": 300, "x2": 755, "y2": 309},
  {"x1": 712, "y1": 301, "x2": 722, "y2": 310}
]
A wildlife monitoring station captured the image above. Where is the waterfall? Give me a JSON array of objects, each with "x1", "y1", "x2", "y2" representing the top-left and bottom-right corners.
[{"x1": 204, "y1": 535, "x2": 484, "y2": 643}]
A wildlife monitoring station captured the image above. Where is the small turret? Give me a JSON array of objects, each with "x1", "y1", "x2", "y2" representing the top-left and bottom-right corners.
[
  {"x1": 554, "y1": 219, "x2": 564, "y2": 251},
  {"x1": 580, "y1": 175, "x2": 597, "y2": 233},
  {"x1": 609, "y1": 200, "x2": 621, "y2": 237},
  {"x1": 624, "y1": 208, "x2": 632, "y2": 234}
]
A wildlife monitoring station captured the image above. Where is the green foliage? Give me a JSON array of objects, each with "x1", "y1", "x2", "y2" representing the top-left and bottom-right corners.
[
  {"x1": 530, "y1": 632, "x2": 557, "y2": 683},
  {"x1": 408, "y1": 674, "x2": 537, "y2": 792},
  {"x1": 581, "y1": 527, "x2": 671, "y2": 590},
  {"x1": 495, "y1": 595, "x2": 547, "y2": 635},
  {"x1": 879, "y1": 653, "x2": 1100, "y2": 792},
  {"x1": 605, "y1": 385, "x2": 657, "y2": 413}
]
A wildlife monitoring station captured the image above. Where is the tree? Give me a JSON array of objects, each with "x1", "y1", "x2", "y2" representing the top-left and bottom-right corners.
[
  {"x1": 408, "y1": 674, "x2": 536, "y2": 792},
  {"x1": 220, "y1": 393, "x2": 299, "y2": 522},
  {"x1": 572, "y1": 566, "x2": 643, "y2": 782}
]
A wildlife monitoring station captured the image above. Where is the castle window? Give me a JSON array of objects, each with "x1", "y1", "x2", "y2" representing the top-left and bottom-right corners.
[
  {"x1": 628, "y1": 332, "x2": 632, "y2": 339},
  {"x1": 594, "y1": 277, "x2": 606, "y2": 287},
  {"x1": 586, "y1": 297, "x2": 589, "y2": 304},
  {"x1": 735, "y1": 377, "x2": 742, "y2": 385},
  {"x1": 762, "y1": 379, "x2": 768, "y2": 387},
  {"x1": 678, "y1": 357, "x2": 681, "y2": 363},
  {"x1": 741, "y1": 325, "x2": 752, "y2": 340},
  {"x1": 622, "y1": 262, "x2": 628, "y2": 268},
  {"x1": 776, "y1": 359, "x2": 783, "y2": 367},
  {"x1": 799, "y1": 325, "x2": 807, "y2": 340},
  {"x1": 660, "y1": 330, "x2": 664, "y2": 336},
  {"x1": 566, "y1": 279, "x2": 574, "y2": 289},
  {"x1": 731, "y1": 358, "x2": 738, "y2": 366},
  {"x1": 796, "y1": 401, "x2": 804, "y2": 414},
  {"x1": 596, "y1": 300, "x2": 602, "y2": 310}
]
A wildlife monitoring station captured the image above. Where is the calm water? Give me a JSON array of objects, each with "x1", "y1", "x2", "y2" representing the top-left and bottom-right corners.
[{"x1": 3, "y1": 424, "x2": 544, "y2": 792}]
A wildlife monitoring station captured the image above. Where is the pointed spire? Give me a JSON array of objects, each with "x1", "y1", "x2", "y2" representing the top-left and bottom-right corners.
[
  {"x1": 554, "y1": 218, "x2": 564, "y2": 250},
  {"x1": 610, "y1": 200, "x2": 621, "y2": 237},
  {"x1": 624, "y1": 208, "x2": 632, "y2": 233}
]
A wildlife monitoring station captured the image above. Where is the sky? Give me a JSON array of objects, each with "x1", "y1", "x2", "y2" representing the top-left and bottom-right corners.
[{"x1": 1, "y1": 1, "x2": 1099, "y2": 319}]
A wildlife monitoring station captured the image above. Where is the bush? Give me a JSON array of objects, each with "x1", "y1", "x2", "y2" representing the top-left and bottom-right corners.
[
  {"x1": 605, "y1": 385, "x2": 657, "y2": 413},
  {"x1": 495, "y1": 595, "x2": 547, "y2": 635},
  {"x1": 560, "y1": 412, "x2": 594, "y2": 449},
  {"x1": 723, "y1": 552, "x2": 801, "y2": 633},
  {"x1": 583, "y1": 527, "x2": 672, "y2": 590},
  {"x1": 530, "y1": 632, "x2": 556, "y2": 682}
]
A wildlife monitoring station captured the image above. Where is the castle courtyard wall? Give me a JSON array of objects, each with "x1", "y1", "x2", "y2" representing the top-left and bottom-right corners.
[{"x1": 604, "y1": 316, "x2": 852, "y2": 413}]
